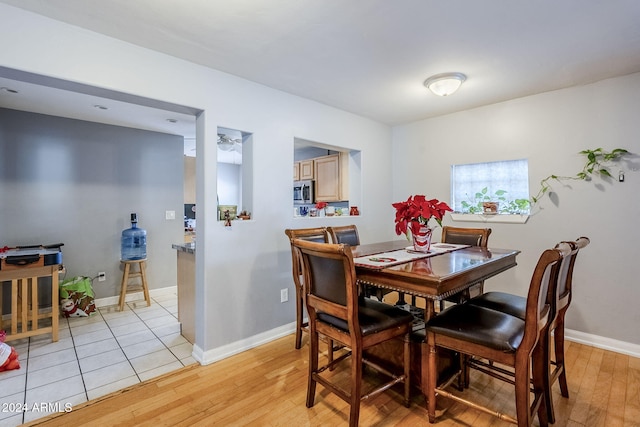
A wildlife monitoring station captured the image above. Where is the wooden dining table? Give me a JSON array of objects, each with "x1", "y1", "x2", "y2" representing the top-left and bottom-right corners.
[
  {"x1": 351, "y1": 240, "x2": 521, "y2": 394},
  {"x1": 352, "y1": 240, "x2": 520, "y2": 320}
]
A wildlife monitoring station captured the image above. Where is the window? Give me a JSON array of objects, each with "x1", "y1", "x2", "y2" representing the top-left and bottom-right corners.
[{"x1": 451, "y1": 159, "x2": 530, "y2": 215}]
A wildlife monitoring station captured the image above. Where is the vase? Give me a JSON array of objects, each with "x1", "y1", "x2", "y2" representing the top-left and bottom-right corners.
[{"x1": 412, "y1": 225, "x2": 433, "y2": 253}]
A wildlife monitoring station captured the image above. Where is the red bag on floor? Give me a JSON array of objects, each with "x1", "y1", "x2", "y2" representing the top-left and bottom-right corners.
[{"x1": 0, "y1": 330, "x2": 20, "y2": 372}]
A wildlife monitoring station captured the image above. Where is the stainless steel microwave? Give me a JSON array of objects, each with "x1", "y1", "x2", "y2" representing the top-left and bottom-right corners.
[{"x1": 293, "y1": 180, "x2": 314, "y2": 204}]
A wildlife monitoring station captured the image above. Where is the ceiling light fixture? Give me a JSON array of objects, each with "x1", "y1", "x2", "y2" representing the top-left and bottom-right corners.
[
  {"x1": 93, "y1": 104, "x2": 108, "y2": 110},
  {"x1": 0, "y1": 87, "x2": 19, "y2": 94},
  {"x1": 424, "y1": 72, "x2": 466, "y2": 96},
  {"x1": 166, "y1": 118, "x2": 178, "y2": 123},
  {"x1": 217, "y1": 134, "x2": 239, "y2": 152}
]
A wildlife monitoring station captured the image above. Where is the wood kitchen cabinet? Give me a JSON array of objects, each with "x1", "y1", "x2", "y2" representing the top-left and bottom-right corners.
[
  {"x1": 299, "y1": 159, "x2": 314, "y2": 180},
  {"x1": 314, "y1": 153, "x2": 348, "y2": 201},
  {"x1": 293, "y1": 159, "x2": 314, "y2": 180},
  {"x1": 184, "y1": 156, "x2": 196, "y2": 204}
]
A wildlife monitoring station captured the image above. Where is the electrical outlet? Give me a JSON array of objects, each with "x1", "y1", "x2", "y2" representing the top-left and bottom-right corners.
[
  {"x1": 98, "y1": 272, "x2": 106, "y2": 282},
  {"x1": 165, "y1": 210, "x2": 176, "y2": 220},
  {"x1": 280, "y1": 288, "x2": 288, "y2": 303}
]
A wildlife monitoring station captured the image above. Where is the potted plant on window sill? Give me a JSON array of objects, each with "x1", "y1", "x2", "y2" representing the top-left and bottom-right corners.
[{"x1": 460, "y1": 188, "x2": 529, "y2": 215}]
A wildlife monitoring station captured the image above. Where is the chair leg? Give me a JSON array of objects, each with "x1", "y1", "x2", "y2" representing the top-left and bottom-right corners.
[
  {"x1": 306, "y1": 329, "x2": 319, "y2": 408},
  {"x1": 515, "y1": 359, "x2": 547, "y2": 427},
  {"x1": 349, "y1": 347, "x2": 363, "y2": 427},
  {"x1": 554, "y1": 314, "x2": 569, "y2": 398},
  {"x1": 295, "y1": 289, "x2": 306, "y2": 349},
  {"x1": 328, "y1": 338, "x2": 334, "y2": 370},
  {"x1": 533, "y1": 330, "x2": 554, "y2": 424}
]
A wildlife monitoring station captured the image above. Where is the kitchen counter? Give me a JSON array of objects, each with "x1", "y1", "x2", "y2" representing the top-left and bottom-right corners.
[{"x1": 172, "y1": 242, "x2": 195, "y2": 254}]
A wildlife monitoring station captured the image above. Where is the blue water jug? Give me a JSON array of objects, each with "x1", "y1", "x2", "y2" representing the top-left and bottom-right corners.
[{"x1": 121, "y1": 213, "x2": 147, "y2": 260}]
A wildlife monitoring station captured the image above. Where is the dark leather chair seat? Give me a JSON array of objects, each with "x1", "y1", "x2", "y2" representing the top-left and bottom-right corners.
[
  {"x1": 467, "y1": 291, "x2": 526, "y2": 320},
  {"x1": 318, "y1": 298, "x2": 414, "y2": 336},
  {"x1": 426, "y1": 304, "x2": 525, "y2": 352}
]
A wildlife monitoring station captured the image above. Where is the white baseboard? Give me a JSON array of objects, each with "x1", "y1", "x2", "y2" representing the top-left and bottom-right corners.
[
  {"x1": 565, "y1": 328, "x2": 640, "y2": 358},
  {"x1": 192, "y1": 322, "x2": 297, "y2": 366}
]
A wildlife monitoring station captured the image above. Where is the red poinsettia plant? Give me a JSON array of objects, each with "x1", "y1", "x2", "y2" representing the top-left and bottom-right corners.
[
  {"x1": 315, "y1": 201, "x2": 328, "y2": 210},
  {"x1": 392, "y1": 195, "x2": 452, "y2": 239}
]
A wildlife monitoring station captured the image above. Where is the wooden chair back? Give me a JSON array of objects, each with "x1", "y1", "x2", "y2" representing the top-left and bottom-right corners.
[
  {"x1": 327, "y1": 225, "x2": 360, "y2": 246},
  {"x1": 284, "y1": 227, "x2": 329, "y2": 349},
  {"x1": 441, "y1": 226, "x2": 491, "y2": 247},
  {"x1": 292, "y1": 239, "x2": 359, "y2": 336},
  {"x1": 555, "y1": 236, "x2": 589, "y2": 313},
  {"x1": 523, "y1": 243, "x2": 572, "y2": 350},
  {"x1": 284, "y1": 227, "x2": 329, "y2": 288}
]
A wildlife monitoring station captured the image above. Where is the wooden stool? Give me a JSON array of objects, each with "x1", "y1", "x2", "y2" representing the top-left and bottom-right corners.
[{"x1": 118, "y1": 259, "x2": 150, "y2": 311}]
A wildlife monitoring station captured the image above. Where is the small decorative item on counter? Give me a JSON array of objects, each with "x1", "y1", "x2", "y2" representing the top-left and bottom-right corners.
[
  {"x1": 223, "y1": 210, "x2": 232, "y2": 227},
  {"x1": 309, "y1": 208, "x2": 318, "y2": 217},
  {"x1": 238, "y1": 210, "x2": 251, "y2": 220},
  {"x1": 350, "y1": 206, "x2": 360, "y2": 216},
  {"x1": 335, "y1": 208, "x2": 342, "y2": 216},
  {"x1": 315, "y1": 201, "x2": 328, "y2": 215},
  {"x1": 0, "y1": 330, "x2": 21, "y2": 372},
  {"x1": 325, "y1": 206, "x2": 335, "y2": 216},
  {"x1": 299, "y1": 206, "x2": 309, "y2": 216}
]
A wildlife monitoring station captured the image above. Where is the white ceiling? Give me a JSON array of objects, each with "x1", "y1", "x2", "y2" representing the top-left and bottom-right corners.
[{"x1": 1, "y1": 0, "x2": 640, "y2": 143}]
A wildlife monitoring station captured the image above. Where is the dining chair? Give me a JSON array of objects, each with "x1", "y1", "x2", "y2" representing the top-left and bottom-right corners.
[
  {"x1": 439, "y1": 226, "x2": 492, "y2": 310},
  {"x1": 327, "y1": 225, "x2": 360, "y2": 246},
  {"x1": 425, "y1": 243, "x2": 571, "y2": 427},
  {"x1": 292, "y1": 238, "x2": 414, "y2": 427},
  {"x1": 284, "y1": 227, "x2": 329, "y2": 349},
  {"x1": 465, "y1": 236, "x2": 589, "y2": 423},
  {"x1": 327, "y1": 224, "x2": 385, "y2": 301}
]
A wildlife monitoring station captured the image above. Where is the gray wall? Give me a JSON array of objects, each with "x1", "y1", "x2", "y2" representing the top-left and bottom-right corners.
[{"x1": 1, "y1": 108, "x2": 184, "y2": 303}]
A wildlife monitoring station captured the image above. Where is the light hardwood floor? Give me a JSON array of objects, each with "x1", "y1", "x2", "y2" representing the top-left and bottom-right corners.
[{"x1": 25, "y1": 335, "x2": 640, "y2": 427}]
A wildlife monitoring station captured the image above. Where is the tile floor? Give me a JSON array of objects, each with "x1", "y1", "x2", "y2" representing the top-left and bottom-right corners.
[{"x1": 0, "y1": 287, "x2": 194, "y2": 426}]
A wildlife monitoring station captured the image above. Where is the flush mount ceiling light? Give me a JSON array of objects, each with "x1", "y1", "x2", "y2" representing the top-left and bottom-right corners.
[{"x1": 424, "y1": 72, "x2": 466, "y2": 96}]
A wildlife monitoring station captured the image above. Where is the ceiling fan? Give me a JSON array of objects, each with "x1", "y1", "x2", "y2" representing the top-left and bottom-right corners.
[{"x1": 217, "y1": 133, "x2": 242, "y2": 152}]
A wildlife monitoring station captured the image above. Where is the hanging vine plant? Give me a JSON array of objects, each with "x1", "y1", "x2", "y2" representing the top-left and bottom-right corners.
[{"x1": 530, "y1": 147, "x2": 630, "y2": 206}]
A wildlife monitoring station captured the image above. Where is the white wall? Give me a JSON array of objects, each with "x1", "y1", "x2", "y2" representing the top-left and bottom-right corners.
[
  {"x1": 217, "y1": 162, "x2": 241, "y2": 208},
  {"x1": 392, "y1": 73, "x2": 640, "y2": 347},
  {"x1": 0, "y1": 4, "x2": 395, "y2": 360}
]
